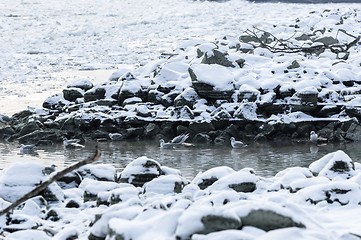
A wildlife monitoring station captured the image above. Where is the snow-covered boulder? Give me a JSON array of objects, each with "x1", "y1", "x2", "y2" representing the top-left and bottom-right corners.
[
  {"x1": 118, "y1": 156, "x2": 163, "y2": 187},
  {"x1": 309, "y1": 150, "x2": 356, "y2": 179},
  {"x1": 0, "y1": 162, "x2": 64, "y2": 203}
]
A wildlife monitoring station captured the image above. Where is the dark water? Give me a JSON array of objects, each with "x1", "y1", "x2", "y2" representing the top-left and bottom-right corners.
[{"x1": 1, "y1": 140, "x2": 360, "y2": 179}]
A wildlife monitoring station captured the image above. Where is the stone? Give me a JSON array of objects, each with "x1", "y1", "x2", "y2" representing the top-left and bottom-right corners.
[
  {"x1": 84, "y1": 87, "x2": 106, "y2": 102},
  {"x1": 161, "y1": 91, "x2": 181, "y2": 107},
  {"x1": 17, "y1": 129, "x2": 64, "y2": 144},
  {"x1": 200, "y1": 214, "x2": 241, "y2": 234},
  {"x1": 241, "y1": 209, "x2": 305, "y2": 231},
  {"x1": 287, "y1": 60, "x2": 301, "y2": 69},
  {"x1": 188, "y1": 122, "x2": 214, "y2": 134},
  {"x1": 67, "y1": 79, "x2": 94, "y2": 91},
  {"x1": 17, "y1": 121, "x2": 42, "y2": 137},
  {"x1": 201, "y1": 49, "x2": 235, "y2": 67},
  {"x1": 118, "y1": 157, "x2": 163, "y2": 187},
  {"x1": 0, "y1": 126, "x2": 15, "y2": 140},
  {"x1": 193, "y1": 133, "x2": 211, "y2": 144},
  {"x1": 144, "y1": 123, "x2": 160, "y2": 137},
  {"x1": 345, "y1": 123, "x2": 361, "y2": 141},
  {"x1": 124, "y1": 127, "x2": 144, "y2": 139},
  {"x1": 63, "y1": 88, "x2": 84, "y2": 102}
]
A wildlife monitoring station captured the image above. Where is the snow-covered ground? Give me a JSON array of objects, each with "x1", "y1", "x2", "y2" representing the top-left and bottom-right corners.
[
  {"x1": 1, "y1": 150, "x2": 361, "y2": 239},
  {"x1": 2, "y1": 0, "x2": 361, "y2": 239},
  {"x1": 1, "y1": 0, "x2": 359, "y2": 115}
]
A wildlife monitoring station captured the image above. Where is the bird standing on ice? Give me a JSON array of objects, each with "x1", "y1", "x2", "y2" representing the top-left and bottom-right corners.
[{"x1": 230, "y1": 137, "x2": 246, "y2": 148}]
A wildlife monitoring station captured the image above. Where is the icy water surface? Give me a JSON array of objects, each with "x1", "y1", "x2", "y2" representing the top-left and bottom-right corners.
[{"x1": 1, "y1": 140, "x2": 360, "y2": 179}]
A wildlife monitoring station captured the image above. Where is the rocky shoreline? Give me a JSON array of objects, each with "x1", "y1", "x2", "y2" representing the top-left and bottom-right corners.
[{"x1": 2, "y1": 8, "x2": 361, "y2": 146}]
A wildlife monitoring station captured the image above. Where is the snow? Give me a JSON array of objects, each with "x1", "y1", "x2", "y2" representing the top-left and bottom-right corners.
[
  {"x1": 2, "y1": 0, "x2": 361, "y2": 239},
  {"x1": 190, "y1": 64, "x2": 235, "y2": 91},
  {"x1": 0, "y1": 150, "x2": 361, "y2": 238}
]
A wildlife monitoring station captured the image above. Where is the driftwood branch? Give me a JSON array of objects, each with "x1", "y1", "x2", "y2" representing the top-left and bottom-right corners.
[
  {"x1": 0, "y1": 146, "x2": 101, "y2": 217},
  {"x1": 243, "y1": 27, "x2": 360, "y2": 59}
]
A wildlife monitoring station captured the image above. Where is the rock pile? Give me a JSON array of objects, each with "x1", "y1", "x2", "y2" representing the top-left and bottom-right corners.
[
  {"x1": 1, "y1": 150, "x2": 361, "y2": 239},
  {"x1": 2, "y1": 9, "x2": 361, "y2": 145}
]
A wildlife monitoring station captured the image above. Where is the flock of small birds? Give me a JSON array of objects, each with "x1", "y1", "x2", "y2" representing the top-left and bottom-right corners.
[
  {"x1": 18, "y1": 137, "x2": 85, "y2": 156},
  {"x1": 18, "y1": 131, "x2": 321, "y2": 156}
]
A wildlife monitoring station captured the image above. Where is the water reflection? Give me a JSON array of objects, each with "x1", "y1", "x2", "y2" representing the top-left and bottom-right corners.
[{"x1": 0, "y1": 140, "x2": 360, "y2": 179}]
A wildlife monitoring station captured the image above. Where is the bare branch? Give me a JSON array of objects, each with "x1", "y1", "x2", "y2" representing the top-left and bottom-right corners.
[
  {"x1": 242, "y1": 27, "x2": 360, "y2": 59},
  {"x1": 0, "y1": 146, "x2": 101, "y2": 217}
]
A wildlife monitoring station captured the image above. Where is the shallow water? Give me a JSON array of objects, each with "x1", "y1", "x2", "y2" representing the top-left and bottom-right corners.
[{"x1": 1, "y1": 140, "x2": 359, "y2": 179}]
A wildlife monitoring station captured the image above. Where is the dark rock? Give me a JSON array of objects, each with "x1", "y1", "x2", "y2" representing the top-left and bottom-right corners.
[
  {"x1": 193, "y1": 133, "x2": 211, "y2": 144},
  {"x1": 144, "y1": 123, "x2": 160, "y2": 137},
  {"x1": 17, "y1": 121, "x2": 42, "y2": 137},
  {"x1": 84, "y1": 87, "x2": 106, "y2": 102},
  {"x1": 161, "y1": 91, "x2": 181, "y2": 107},
  {"x1": 189, "y1": 67, "x2": 234, "y2": 100},
  {"x1": 201, "y1": 49, "x2": 235, "y2": 67},
  {"x1": 124, "y1": 127, "x2": 144, "y2": 139},
  {"x1": 211, "y1": 108, "x2": 232, "y2": 120},
  {"x1": 118, "y1": 157, "x2": 163, "y2": 187},
  {"x1": 73, "y1": 116, "x2": 102, "y2": 131},
  {"x1": 192, "y1": 80, "x2": 234, "y2": 100},
  {"x1": 0, "y1": 126, "x2": 15, "y2": 140},
  {"x1": 197, "y1": 177, "x2": 219, "y2": 190},
  {"x1": 345, "y1": 123, "x2": 361, "y2": 141},
  {"x1": 200, "y1": 214, "x2": 241, "y2": 234},
  {"x1": 91, "y1": 130, "x2": 111, "y2": 140},
  {"x1": 147, "y1": 89, "x2": 164, "y2": 104},
  {"x1": 42, "y1": 93, "x2": 69, "y2": 110},
  {"x1": 229, "y1": 182, "x2": 256, "y2": 192},
  {"x1": 238, "y1": 86, "x2": 260, "y2": 102},
  {"x1": 17, "y1": 129, "x2": 64, "y2": 144},
  {"x1": 241, "y1": 209, "x2": 305, "y2": 231},
  {"x1": 314, "y1": 36, "x2": 339, "y2": 45},
  {"x1": 174, "y1": 88, "x2": 200, "y2": 108},
  {"x1": 63, "y1": 88, "x2": 84, "y2": 102},
  {"x1": 67, "y1": 79, "x2": 94, "y2": 91},
  {"x1": 57, "y1": 171, "x2": 83, "y2": 189},
  {"x1": 188, "y1": 122, "x2": 214, "y2": 134},
  {"x1": 287, "y1": 60, "x2": 301, "y2": 69},
  {"x1": 65, "y1": 199, "x2": 80, "y2": 208},
  {"x1": 172, "y1": 106, "x2": 194, "y2": 120},
  {"x1": 160, "y1": 122, "x2": 175, "y2": 136}
]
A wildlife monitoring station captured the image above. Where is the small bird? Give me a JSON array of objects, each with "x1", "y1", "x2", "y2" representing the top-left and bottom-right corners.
[
  {"x1": 230, "y1": 137, "x2": 246, "y2": 149},
  {"x1": 159, "y1": 133, "x2": 190, "y2": 149},
  {"x1": 19, "y1": 144, "x2": 37, "y2": 155},
  {"x1": 63, "y1": 137, "x2": 85, "y2": 149},
  {"x1": 109, "y1": 133, "x2": 123, "y2": 141},
  {"x1": 170, "y1": 133, "x2": 190, "y2": 145},
  {"x1": 159, "y1": 139, "x2": 175, "y2": 149},
  {"x1": 309, "y1": 131, "x2": 318, "y2": 144}
]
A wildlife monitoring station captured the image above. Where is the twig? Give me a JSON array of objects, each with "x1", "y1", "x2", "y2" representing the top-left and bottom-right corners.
[{"x1": 0, "y1": 146, "x2": 101, "y2": 217}]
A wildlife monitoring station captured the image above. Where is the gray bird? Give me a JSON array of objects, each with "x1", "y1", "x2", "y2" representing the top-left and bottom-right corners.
[{"x1": 230, "y1": 137, "x2": 246, "y2": 149}]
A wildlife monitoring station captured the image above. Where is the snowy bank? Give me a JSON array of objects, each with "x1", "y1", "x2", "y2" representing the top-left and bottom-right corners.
[
  {"x1": 3, "y1": 8, "x2": 361, "y2": 145},
  {"x1": 1, "y1": 150, "x2": 361, "y2": 239}
]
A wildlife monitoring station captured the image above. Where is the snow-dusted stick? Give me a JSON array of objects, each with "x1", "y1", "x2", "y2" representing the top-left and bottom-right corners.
[{"x1": 0, "y1": 146, "x2": 101, "y2": 217}]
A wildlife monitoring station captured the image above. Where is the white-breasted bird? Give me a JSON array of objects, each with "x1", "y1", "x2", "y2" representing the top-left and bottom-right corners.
[
  {"x1": 63, "y1": 137, "x2": 84, "y2": 149},
  {"x1": 159, "y1": 139, "x2": 175, "y2": 149},
  {"x1": 159, "y1": 133, "x2": 191, "y2": 149},
  {"x1": 230, "y1": 137, "x2": 246, "y2": 148},
  {"x1": 19, "y1": 144, "x2": 37, "y2": 155},
  {"x1": 309, "y1": 131, "x2": 318, "y2": 144}
]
